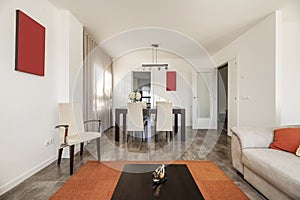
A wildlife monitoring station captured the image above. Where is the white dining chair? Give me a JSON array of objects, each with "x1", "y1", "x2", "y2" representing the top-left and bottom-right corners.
[
  {"x1": 155, "y1": 101, "x2": 173, "y2": 141},
  {"x1": 55, "y1": 103, "x2": 101, "y2": 175},
  {"x1": 141, "y1": 101, "x2": 147, "y2": 109},
  {"x1": 127, "y1": 102, "x2": 146, "y2": 141}
]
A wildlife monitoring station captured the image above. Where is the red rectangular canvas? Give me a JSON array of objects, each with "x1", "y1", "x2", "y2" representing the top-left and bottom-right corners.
[
  {"x1": 15, "y1": 10, "x2": 45, "y2": 76},
  {"x1": 166, "y1": 71, "x2": 176, "y2": 91}
]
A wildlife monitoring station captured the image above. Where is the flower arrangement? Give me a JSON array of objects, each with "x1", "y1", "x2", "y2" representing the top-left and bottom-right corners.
[{"x1": 128, "y1": 91, "x2": 141, "y2": 102}]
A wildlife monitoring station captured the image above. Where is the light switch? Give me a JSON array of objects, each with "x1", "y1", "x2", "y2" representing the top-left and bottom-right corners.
[{"x1": 241, "y1": 96, "x2": 250, "y2": 100}]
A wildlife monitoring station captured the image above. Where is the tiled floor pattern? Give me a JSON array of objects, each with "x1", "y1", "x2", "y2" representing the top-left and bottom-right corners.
[{"x1": 0, "y1": 127, "x2": 265, "y2": 200}]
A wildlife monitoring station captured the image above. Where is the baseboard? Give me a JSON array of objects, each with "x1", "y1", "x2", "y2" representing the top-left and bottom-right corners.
[
  {"x1": 197, "y1": 126, "x2": 217, "y2": 129},
  {"x1": 0, "y1": 155, "x2": 57, "y2": 196}
]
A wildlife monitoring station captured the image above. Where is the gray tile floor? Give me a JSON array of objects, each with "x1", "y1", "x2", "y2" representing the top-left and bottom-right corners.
[{"x1": 0, "y1": 127, "x2": 266, "y2": 200}]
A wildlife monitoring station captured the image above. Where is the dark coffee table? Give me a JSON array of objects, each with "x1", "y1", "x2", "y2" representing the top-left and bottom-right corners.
[{"x1": 111, "y1": 164, "x2": 204, "y2": 200}]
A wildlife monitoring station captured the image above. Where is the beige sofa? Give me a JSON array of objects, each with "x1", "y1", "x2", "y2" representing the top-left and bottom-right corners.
[{"x1": 231, "y1": 127, "x2": 300, "y2": 200}]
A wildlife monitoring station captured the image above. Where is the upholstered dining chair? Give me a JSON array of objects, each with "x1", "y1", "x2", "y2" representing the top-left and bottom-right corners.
[
  {"x1": 141, "y1": 101, "x2": 147, "y2": 109},
  {"x1": 127, "y1": 102, "x2": 147, "y2": 142},
  {"x1": 141, "y1": 101, "x2": 149, "y2": 125},
  {"x1": 55, "y1": 103, "x2": 101, "y2": 175},
  {"x1": 155, "y1": 101, "x2": 173, "y2": 141}
]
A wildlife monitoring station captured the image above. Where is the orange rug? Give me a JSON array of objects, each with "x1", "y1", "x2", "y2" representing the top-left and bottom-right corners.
[{"x1": 50, "y1": 161, "x2": 249, "y2": 200}]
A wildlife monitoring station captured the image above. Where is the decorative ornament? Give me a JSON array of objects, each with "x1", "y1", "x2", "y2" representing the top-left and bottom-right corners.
[{"x1": 152, "y1": 164, "x2": 167, "y2": 185}]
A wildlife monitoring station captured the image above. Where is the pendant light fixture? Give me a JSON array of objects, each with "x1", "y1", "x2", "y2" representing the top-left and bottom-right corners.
[{"x1": 142, "y1": 44, "x2": 168, "y2": 70}]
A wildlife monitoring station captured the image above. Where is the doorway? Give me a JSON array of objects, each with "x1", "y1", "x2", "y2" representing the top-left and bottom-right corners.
[
  {"x1": 192, "y1": 69, "x2": 216, "y2": 129},
  {"x1": 217, "y1": 64, "x2": 228, "y2": 132},
  {"x1": 132, "y1": 72, "x2": 151, "y2": 108}
]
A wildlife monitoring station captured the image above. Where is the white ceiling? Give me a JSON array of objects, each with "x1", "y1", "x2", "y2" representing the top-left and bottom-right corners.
[
  {"x1": 99, "y1": 28, "x2": 215, "y2": 68},
  {"x1": 50, "y1": 0, "x2": 300, "y2": 55}
]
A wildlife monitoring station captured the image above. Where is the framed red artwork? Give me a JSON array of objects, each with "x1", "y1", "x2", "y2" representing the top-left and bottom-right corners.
[
  {"x1": 166, "y1": 71, "x2": 176, "y2": 91},
  {"x1": 15, "y1": 10, "x2": 46, "y2": 76}
]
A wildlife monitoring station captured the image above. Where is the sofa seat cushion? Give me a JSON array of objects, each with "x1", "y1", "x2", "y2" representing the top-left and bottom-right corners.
[{"x1": 242, "y1": 148, "x2": 300, "y2": 199}]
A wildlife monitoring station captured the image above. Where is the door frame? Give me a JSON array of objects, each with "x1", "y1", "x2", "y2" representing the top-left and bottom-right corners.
[
  {"x1": 216, "y1": 58, "x2": 239, "y2": 136},
  {"x1": 192, "y1": 68, "x2": 217, "y2": 129}
]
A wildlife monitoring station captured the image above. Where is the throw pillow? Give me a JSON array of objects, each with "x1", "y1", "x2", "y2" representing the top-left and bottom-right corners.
[
  {"x1": 269, "y1": 128, "x2": 300, "y2": 153},
  {"x1": 296, "y1": 145, "x2": 300, "y2": 157}
]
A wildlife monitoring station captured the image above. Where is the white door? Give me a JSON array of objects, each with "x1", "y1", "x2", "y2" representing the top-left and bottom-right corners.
[
  {"x1": 227, "y1": 58, "x2": 239, "y2": 135},
  {"x1": 192, "y1": 69, "x2": 216, "y2": 129}
]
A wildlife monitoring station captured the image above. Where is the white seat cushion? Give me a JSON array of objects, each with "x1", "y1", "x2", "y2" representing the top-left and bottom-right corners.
[
  {"x1": 242, "y1": 148, "x2": 300, "y2": 199},
  {"x1": 66, "y1": 132, "x2": 101, "y2": 146}
]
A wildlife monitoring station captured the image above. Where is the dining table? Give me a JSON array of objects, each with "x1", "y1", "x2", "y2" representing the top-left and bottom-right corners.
[{"x1": 115, "y1": 107, "x2": 185, "y2": 142}]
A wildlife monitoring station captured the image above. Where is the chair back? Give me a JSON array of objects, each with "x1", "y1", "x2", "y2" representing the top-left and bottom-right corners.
[
  {"x1": 58, "y1": 103, "x2": 84, "y2": 145},
  {"x1": 141, "y1": 101, "x2": 147, "y2": 109},
  {"x1": 127, "y1": 102, "x2": 144, "y2": 131},
  {"x1": 156, "y1": 101, "x2": 173, "y2": 131}
]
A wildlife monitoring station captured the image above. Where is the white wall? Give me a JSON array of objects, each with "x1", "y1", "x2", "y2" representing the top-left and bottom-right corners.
[
  {"x1": 57, "y1": 11, "x2": 84, "y2": 158},
  {"x1": 281, "y1": 22, "x2": 300, "y2": 125},
  {"x1": 213, "y1": 12, "x2": 279, "y2": 128},
  {"x1": 57, "y1": 10, "x2": 83, "y2": 103},
  {"x1": 112, "y1": 49, "x2": 195, "y2": 126},
  {"x1": 69, "y1": 13, "x2": 83, "y2": 103},
  {"x1": 0, "y1": 0, "x2": 83, "y2": 195},
  {"x1": 57, "y1": 11, "x2": 70, "y2": 103}
]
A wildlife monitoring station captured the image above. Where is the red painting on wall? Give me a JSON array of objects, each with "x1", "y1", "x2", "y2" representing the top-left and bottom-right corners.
[
  {"x1": 15, "y1": 10, "x2": 45, "y2": 76},
  {"x1": 166, "y1": 71, "x2": 176, "y2": 91}
]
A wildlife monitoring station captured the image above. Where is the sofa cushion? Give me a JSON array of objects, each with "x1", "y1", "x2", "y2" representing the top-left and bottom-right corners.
[
  {"x1": 242, "y1": 148, "x2": 300, "y2": 199},
  {"x1": 231, "y1": 127, "x2": 274, "y2": 148},
  {"x1": 269, "y1": 128, "x2": 300, "y2": 153}
]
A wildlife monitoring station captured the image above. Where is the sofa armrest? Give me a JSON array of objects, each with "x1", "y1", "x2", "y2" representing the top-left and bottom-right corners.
[
  {"x1": 231, "y1": 127, "x2": 274, "y2": 149},
  {"x1": 231, "y1": 133, "x2": 244, "y2": 174}
]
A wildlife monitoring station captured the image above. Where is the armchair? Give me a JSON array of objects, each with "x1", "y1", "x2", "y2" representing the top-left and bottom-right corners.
[{"x1": 55, "y1": 103, "x2": 101, "y2": 175}]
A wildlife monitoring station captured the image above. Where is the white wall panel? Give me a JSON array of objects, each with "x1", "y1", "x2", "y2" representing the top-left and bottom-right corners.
[{"x1": 213, "y1": 13, "x2": 279, "y2": 128}]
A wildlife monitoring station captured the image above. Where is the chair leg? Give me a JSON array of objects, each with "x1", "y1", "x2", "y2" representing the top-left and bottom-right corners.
[
  {"x1": 96, "y1": 137, "x2": 101, "y2": 161},
  {"x1": 155, "y1": 132, "x2": 158, "y2": 142},
  {"x1": 69, "y1": 145, "x2": 74, "y2": 175},
  {"x1": 58, "y1": 148, "x2": 63, "y2": 165},
  {"x1": 127, "y1": 131, "x2": 131, "y2": 142},
  {"x1": 144, "y1": 125, "x2": 147, "y2": 142},
  {"x1": 80, "y1": 142, "x2": 84, "y2": 156}
]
